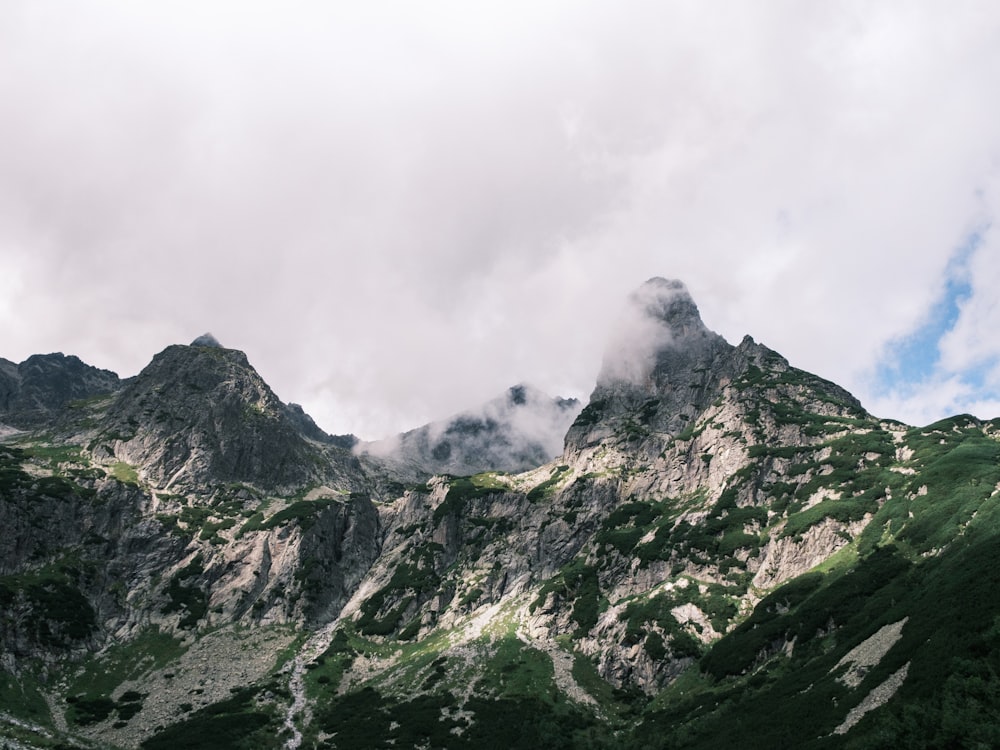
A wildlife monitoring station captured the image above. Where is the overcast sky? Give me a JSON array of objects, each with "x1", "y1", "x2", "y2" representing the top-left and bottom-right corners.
[{"x1": 2, "y1": 1, "x2": 1000, "y2": 439}]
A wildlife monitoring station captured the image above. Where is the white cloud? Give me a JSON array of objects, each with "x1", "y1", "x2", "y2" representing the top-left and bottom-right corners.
[
  {"x1": 2, "y1": 1, "x2": 1000, "y2": 435},
  {"x1": 938, "y1": 228, "x2": 1000, "y2": 374},
  {"x1": 867, "y1": 372, "x2": 1000, "y2": 428}
]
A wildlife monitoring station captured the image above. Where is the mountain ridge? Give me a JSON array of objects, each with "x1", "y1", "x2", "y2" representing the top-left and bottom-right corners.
[
  {"x1": 100, "y1": 341, "x2": 360, "y2": 492},
  {"x1": 0, "y1": 352, "x2": 121, "y2": 429},
  {"x1": 2, "y1": 279, "x2": 999, "y2": 749}
]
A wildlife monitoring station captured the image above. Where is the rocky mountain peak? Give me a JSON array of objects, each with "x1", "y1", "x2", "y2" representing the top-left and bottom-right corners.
[
  {"x1": 594, "y1": 278, "x2": 724, "y2": 393},
  {"x1": 507, "y1": 383, "x2": 530, "y2": 406},
  {"x1": 5, "y1": 285, "x2": 1000, "y2": 750},
  {"x1": 102, "y1": 343, "x2": 349, "y2": 491},
  {"x1": 566, "y1": 278, "x2": 863, "y2": 453},
  {"x1": 0, "y1": 352, "x2": 120, "y2": 428},
  {"x1": 506, "y1": 382, "x2": 579, "y2": 413},
  {"x1": 126, "y1": 343, "x2": 254, "y2": 393},
  {"x1": 630, "y1": 277, "x2": 706, "y2": 337}
]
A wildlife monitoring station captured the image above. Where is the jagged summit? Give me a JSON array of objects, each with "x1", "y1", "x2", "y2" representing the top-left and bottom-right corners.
[
  {"x1": 594, "y1": 278, "x2": 726, "y2": 392},
  {"x1": 567, "y1": 277, "x2": 863, "y2": 451},
  {"x1": 0, "y1": 352, "x2": 120, "y2": 428},
  {"x1": 6, "y1": 281, "x2": 1000, "y2": 749},
  {"x1": 190, "y1": 332, "x2": 223, "y2": 348},
  {"x1": 630, "y1": 277, "x2": 706, "y2": 336},
  {"x1": 102, "y1": 343, "x2": 359, "y2": 491}
]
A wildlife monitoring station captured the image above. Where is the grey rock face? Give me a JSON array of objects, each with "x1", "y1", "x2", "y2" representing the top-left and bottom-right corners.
[
  {"x1": 565, "y1": 278, "x2": 735, "y2": 451},
  {"x1": 0, "y1": 358, "x2": 19, "y2": 413},
  {"x1": 295, "y1": 493, "x2": 382, "y2": 624},
  {"x1": 103, "y1": 343, "x2": 360, "y2": 492},
  {"x1": 0, "y1": 453, "x2": 181, "y2": 662},
  {"x1": 0, "y1": 353, "x2": 120, "y2": 428},
  {"x1": 0, "y1": 341, "x2": 382, "y2": 687},
  {"x1": 331, "y1": 277, "x2": 882, "y2": 697},
  {"x1": 7, "y1": 277, "x2": 982, "y2": 749},
  {"x1": 566, "y1": 278, "x2": 862, "y2": 453}
]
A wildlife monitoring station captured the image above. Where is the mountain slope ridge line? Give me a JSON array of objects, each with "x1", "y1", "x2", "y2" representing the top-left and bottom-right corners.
[{"x1": 2, "y1": 279, "x2": 999, "y2": 749}]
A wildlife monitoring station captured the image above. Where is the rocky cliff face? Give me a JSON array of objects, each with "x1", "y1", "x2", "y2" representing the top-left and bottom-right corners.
[
  {"x1": 0, "y1": 337, "x2": 386, "y2": 747},
  {"x1": 0, "y1": 353, "x2": 120, "y2": 428},
  {"x1": 294, "y1": 279, "x2": 1000, "y2": 749},
  {"x1": 566, "y1": 278, "x2": 861, "y2": 453},
  {"x1": 102, "y1": 339, "x2": 363, "y2": 493},
  {"x1": 3, "y1": 284, "x2": 1000, "y2": 750}
]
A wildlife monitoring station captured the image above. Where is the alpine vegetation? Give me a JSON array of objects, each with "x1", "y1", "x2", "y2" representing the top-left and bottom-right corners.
[{"x1": 2, "y1": 280, "x2": 999, "y2": 749}]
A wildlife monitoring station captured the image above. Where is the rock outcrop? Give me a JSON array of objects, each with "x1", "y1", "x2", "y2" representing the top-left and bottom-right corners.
[
  {"x1": 0, "y1": 353, "x2": 120, "y2": 428},
  {"x1": 102, "y1": 341, "x2": 362, "y2": 493}
]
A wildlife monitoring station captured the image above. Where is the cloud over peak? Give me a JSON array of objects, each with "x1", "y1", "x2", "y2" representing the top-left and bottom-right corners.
[{"x1": 2, "y1": 2, "x2": 1000, "y2": 434}]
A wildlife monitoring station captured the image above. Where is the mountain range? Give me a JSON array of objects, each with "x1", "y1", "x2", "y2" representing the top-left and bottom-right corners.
[{"x1": 2, "y1": 278, "x2": 999, "y2": 749}]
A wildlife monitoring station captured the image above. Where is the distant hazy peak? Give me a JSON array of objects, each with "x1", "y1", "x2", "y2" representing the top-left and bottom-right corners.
[
  {"x1": 361, "y1": 383, "x2": 583, "y2": 477},
  {"x1": 191, "y1": 333, "x2": 223, "y2": 348},
  {"x1": 505, "y1": 383, "x2": 579, "y2": 410},
  {"x1": 507, "y1": 384, "x2": 529, "y2": 406}
]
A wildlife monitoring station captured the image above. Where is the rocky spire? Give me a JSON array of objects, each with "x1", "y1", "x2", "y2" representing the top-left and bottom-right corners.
[
  {"x1": 627, "y1": 277, "x2": 706, "y2": 338},
  {"x1": 564, "y1": 277, "x2": 865, "y2": 453},
  {"x1": 565, "y1": 278, "x2": 743, "y2": 451},
  {"x1": 103, "y1": 343, "x2": 351, "y2": 491},
  {"x1": 595, "y1": 278, "x2": 726, "y2": 392}
]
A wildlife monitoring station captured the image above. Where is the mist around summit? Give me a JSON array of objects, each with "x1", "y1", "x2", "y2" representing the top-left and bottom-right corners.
[{"x1": 361, "y1": 383, "x2": 582, "y2": 478}]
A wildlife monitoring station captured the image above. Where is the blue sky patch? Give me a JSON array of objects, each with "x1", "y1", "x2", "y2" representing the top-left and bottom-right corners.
[{"x1": 875, "y1": 234, "x2": 980, "y2": 395}]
